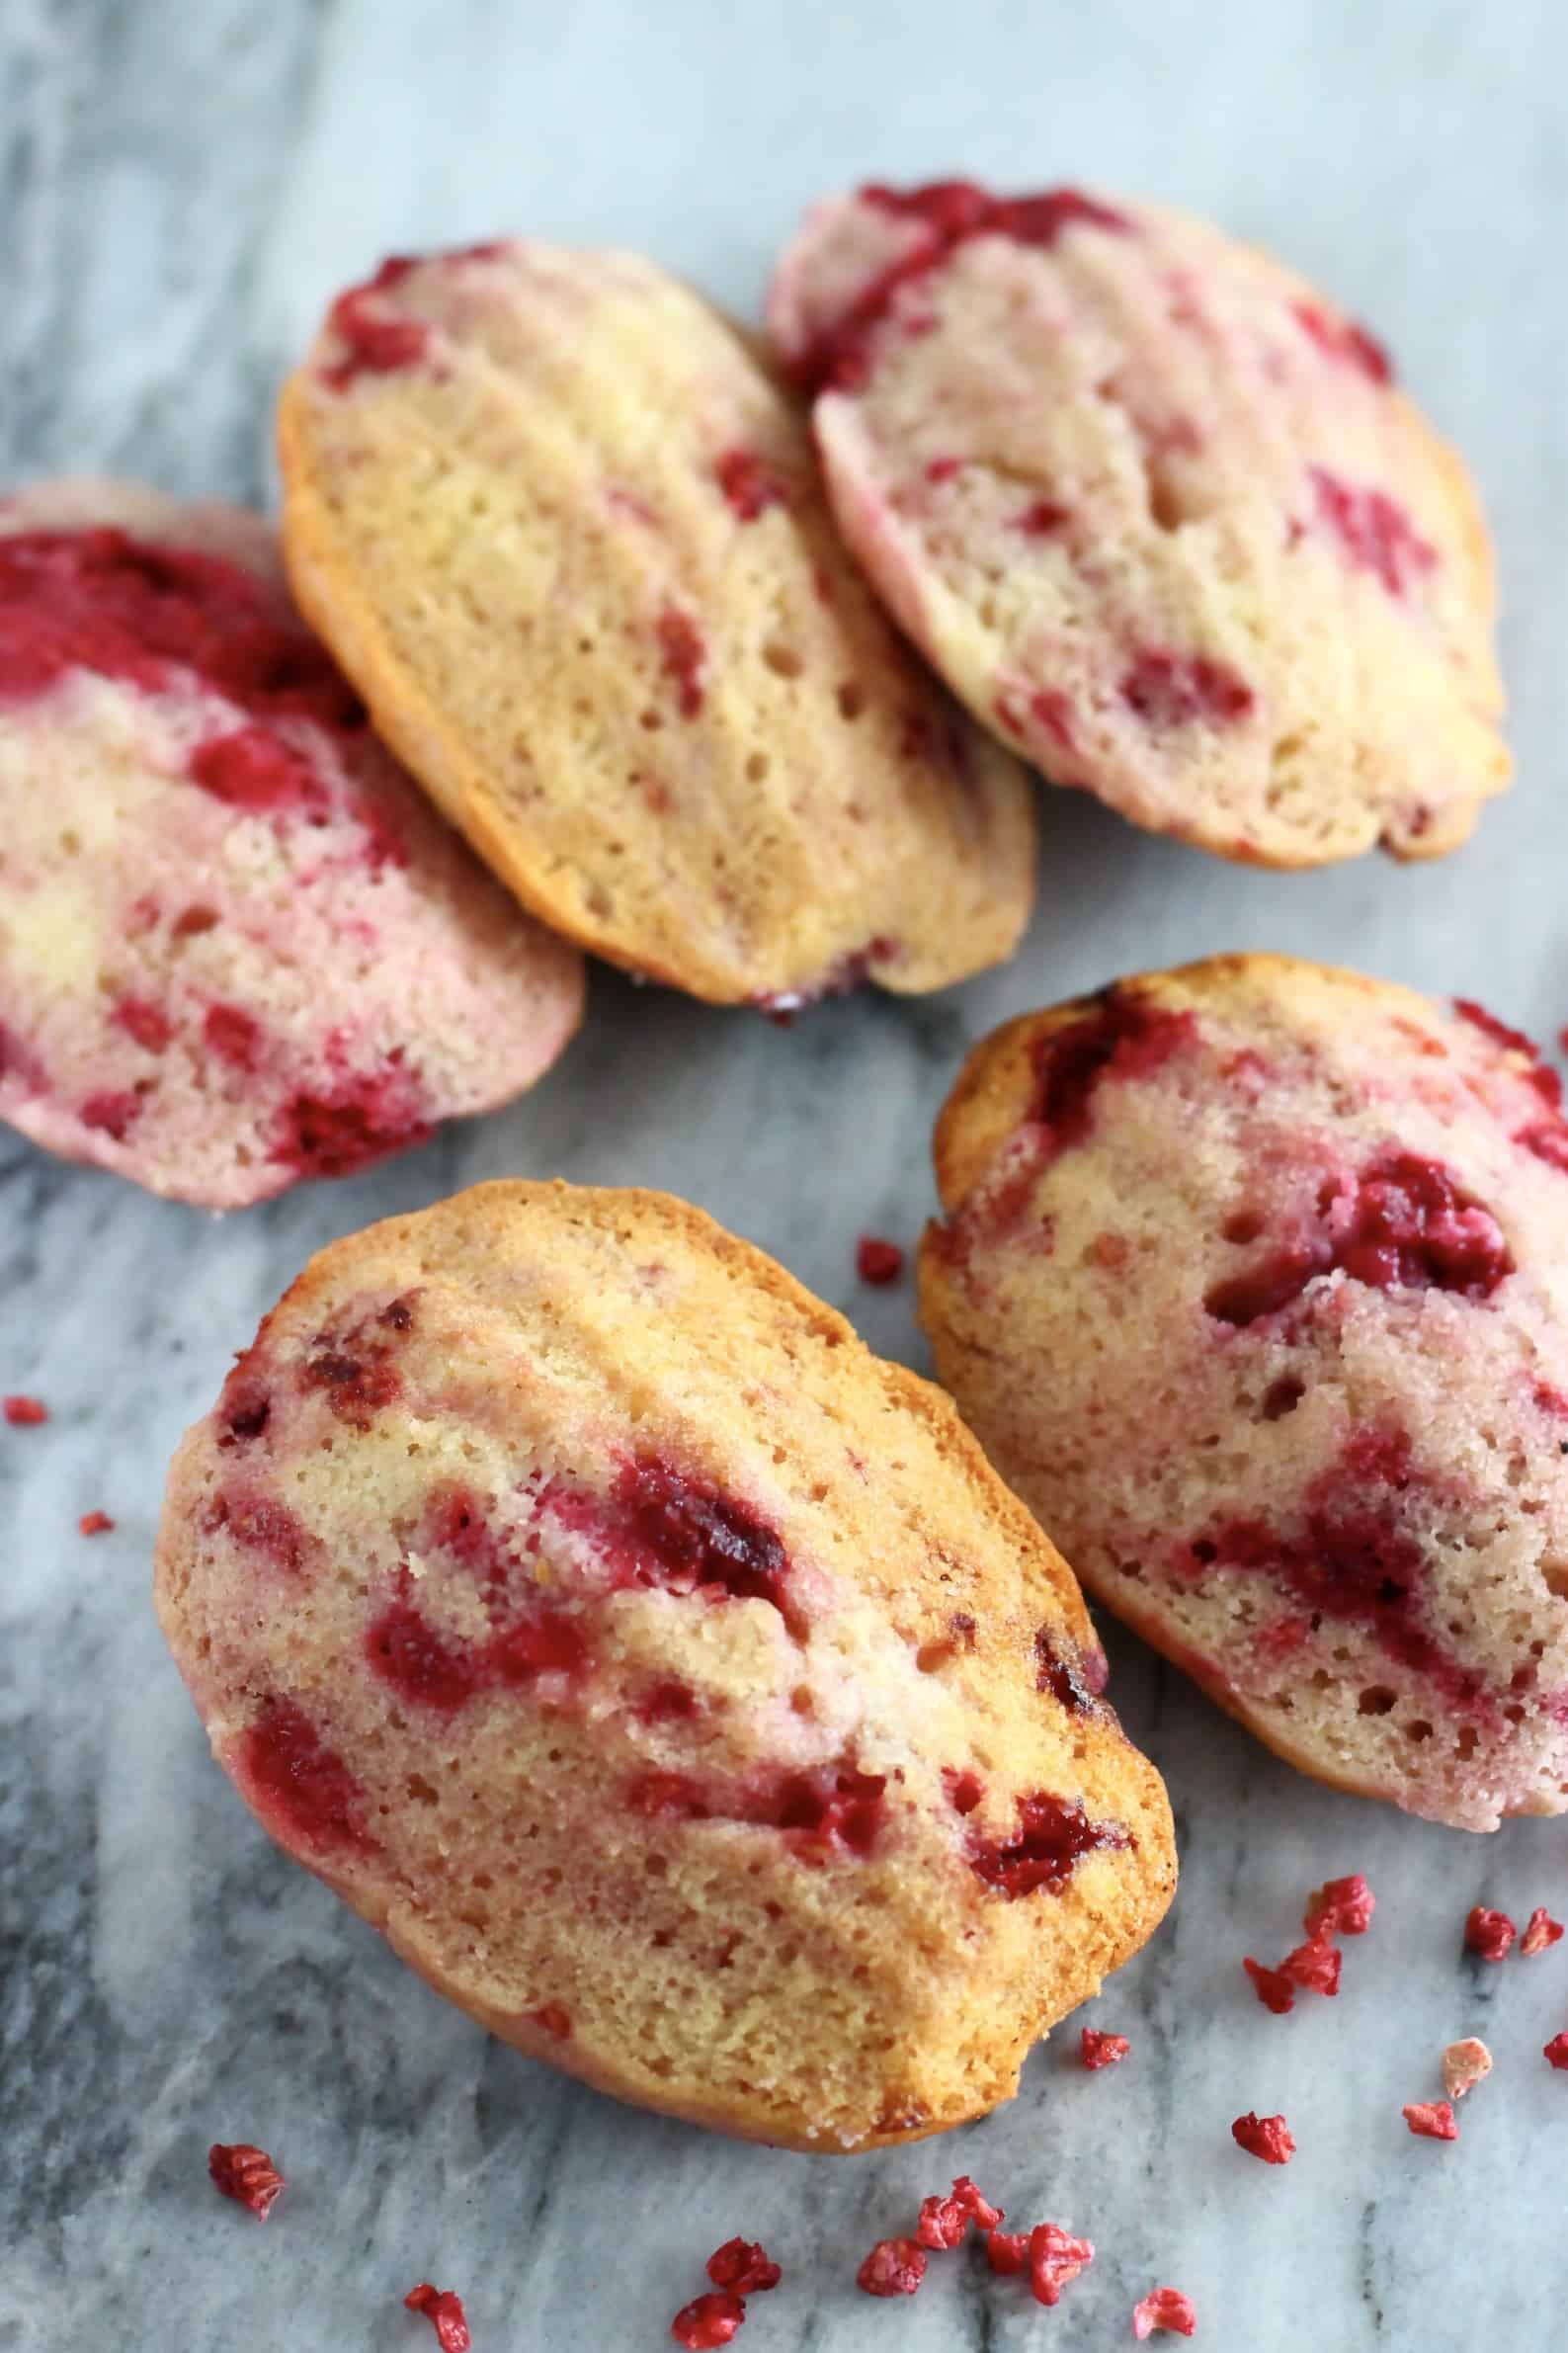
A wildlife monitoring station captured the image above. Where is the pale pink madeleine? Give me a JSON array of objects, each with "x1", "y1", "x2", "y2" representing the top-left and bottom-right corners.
[
  {"x1": 921, "y1": 956, "x2": 1568, "y2": 1830},
  {"x1": 0, "y1": 478, "x2": 582, "y2": 1207},
  {"x1": 768, "y1": 181, "x2": 1507, "y2": 867}
]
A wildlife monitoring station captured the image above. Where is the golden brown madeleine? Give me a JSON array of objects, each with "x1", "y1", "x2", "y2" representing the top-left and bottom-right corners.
[{"x1": 156, "y1": 1180, "x2": 1174, "y2": 2149}]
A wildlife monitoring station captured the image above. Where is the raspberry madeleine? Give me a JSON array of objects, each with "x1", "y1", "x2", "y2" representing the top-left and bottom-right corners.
[
  {"x1": 154, "y1": 1181, "x2": 1175, "y2": 2149},
  {"x1": 921, "y1": 957, "x2": 1568, "y2": 1829},
  {"x1": 277, "y1": 241, "x2": 1036, "y2": 1008},
  {"x1": 0, "y1": 478, "x2": 582, "y2": 1206},
  {"x1": 768, "y1": 181, "x2": 1508, "y2": 866}
]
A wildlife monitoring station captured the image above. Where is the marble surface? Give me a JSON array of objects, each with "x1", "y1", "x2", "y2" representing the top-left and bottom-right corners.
[{"x1": 3, "y1": 0, "x2": 1567, "y2": 2344}]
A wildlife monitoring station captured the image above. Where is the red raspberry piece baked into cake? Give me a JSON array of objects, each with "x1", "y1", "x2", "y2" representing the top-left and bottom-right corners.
[
  {"x1": 921, "y1": 955, "x2": 1568, "y2": 1829},
  {"x1": 153, "y1": 1181, "x2": 1174, "y2": 2150},
  {"x1": 277, "y1": 241, "x2": 1037, "y2": 1007},
  {"x1": 0, "y1": 479, "x2": 581, "y2": 1207},
  {"x1": 768, "y1": 181, "x2": 1507, "y2": 867}
]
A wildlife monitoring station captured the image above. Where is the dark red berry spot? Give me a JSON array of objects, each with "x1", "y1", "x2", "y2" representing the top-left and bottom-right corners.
[
  {"x1": 190, "y1": 725, "x2": 332, "y2": 821},
  {"x1": 1205, "y1": 1150, "x2": 1512, "y2": 1325},
  {"x1": 1544, "y1": 2034, "x2": 1568, "y2": 2070},
  {"x1": 1243, "y1": 1957, "x2": 1295, "y2": 2014},
  {"x1": 706, "y1": 2239, "x2": 782, "y2": 2294},
  {"x1": 273, "y1": 1067, "x2": 433, "y2": 1180},
  {"x1": 1310, "y1": 467, "x2": 1437, "y2": 597},
  {"x1": 966, "y1": 1789, "x2": 1130, "y2": 1899},
  {"x1": 1016, "y1": 499, "x2": 1070, "y2": 535},
  {"x1": 789, "y1": 180, "x2": 1130, "y2": 394},
  {"x1": 113, "y1": 995, "x2": 173, "y2": 1053},
  {"x1": 856, "y1": 2238, "x2": 928, "y2": 2297},
  {"x1": 657, "y1": 605, "x2": 706, "y2": 717},
  {"x1": 403, "y1": 2282, "x2": 472, "y2": 2353},
  {"x1": 671, "y1": 2290, "x2": 746, "y2": 2348},
  {"x1": 301, "y1": 1328, "x2": 403, "y2": 1427},
  {"x1": 1034, "y1": 1627, "x2": 1100, "y2": 1712},
  {"x1": 1232, "y1": 2111, "x2": 1294, "y2": 2163},
  {"x1": 614, "y1": 1456, "x2": 792, "y2": 1616},
  {"x1": 1403, "y1": 2100, "x2": 1457, "y2": 2142},
  {"x1": 4, "y1": 1394, "x2": 47, "y2": 1426},
  {"x1": 1081, "y1": 2028, "x2": 1130, "y2": 2068},
  {"x1": 208, "y1": 2142, "x2": 285, "y2": 2220},
  {"x1": 943, "y1": 1766, "x2": 985, "y2": 1816},
  {"x1": 1292, "y1": 301, "x2": 1393, "y2": 384},
  {"x1": 322, "y1": 257, "x2": 429, "y2": 390},
  {"x1": 204, "y1": 1002, "x2": 264, "y2": 1070},
  {"x1": 856, "y1": 1233, "x2": 904, "y2": 1285},
  {"x1": 1464, "y1": 1904, "x2": 1516, "y2": 1962},
  {"x1": 236, "y1": 1696, "x2": 374, "y2": 1856},
  {"x1": 527, "y1": 2002, "x2": 572, "y2": 2039},
  {"x1": 80, "y1": 1090, "x2": 142, "y2": 1140},
  {"x1": 1522, "y1": 1907, "x2": 1564, "y2": 1957},
  {"x1": 1121, "y1": 647, "x2": 1255, "y2": 727},
  {"x1": 365, "y1": 1598, "x2": 482, "y2": 1714},
  {"x1": 916, "y1": 2176, "x2": 1004, "y2": 2249},
  {"x1": 715, "y1": 449, "x2": 788, "y2": 521},
  {"x1": 1031, "y1": 987, "x2": 1196, "y2": 1162},
  {"x1": 1303, "y1": 1874, "x2": 1375, "y2": 1937}
]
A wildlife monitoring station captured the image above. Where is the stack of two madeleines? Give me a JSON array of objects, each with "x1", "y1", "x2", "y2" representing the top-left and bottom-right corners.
[{"x1": 10, "y1": 176, "x2": 1554, "y2": 2146}]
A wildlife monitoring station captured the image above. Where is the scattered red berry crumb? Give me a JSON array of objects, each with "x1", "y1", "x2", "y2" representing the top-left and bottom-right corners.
[
  {"x1": 1465, "y1": 1905, "x2": 1517, "y2": 1962},
  {"x1": 1303, "y1": 1873, "x2": 1375, "y2": 1938},
  {"x1": 984, "y1": 2228, "x2": 1029, "y2": 2275},
  {"x1": 207, "y1": 2142, "x2": 285, "y2": 2220},
  {"x1": 1134, "y1": 2285, "x2": 1198, "y2": 2339},
  {"x1": 705, "y1": 2239, "x2": 781, "y2": 2295},
  {"x1": 1082, "y1": 2027, "x2": 1131, "y2": 2069},
  {"x1": 1232, "y1": 2111, "x2": 1295, "y2": 2164},
  {"x1": 1521, "y1": 1907, "x2": 1564, "y2": 1957},
  {"x1": 671, "y1": 2291, "x2": 745, "y2": 2349},
  {"x1": 1243, "y1": 1957, "x2": 1295, "y2": 2014},
  {"x1": 856, "y1": 1234, "x2": 904, "y2": 1285},
  {"x1": 3, "y1": 1394, "x2": 47, "y2": 1426},
  {"x1": 78, "y1": 1510, "x2": 115, "y2": 1536},
  {"x1": 1442, "y1": 2038, "x2": 1492, "y2": 2100},
  {"x1": 915, "y1": 2175, "x2": 1004, "y2": 2248},
  {"x1": 1027, "y1": 2222, "x2": 1094, "y2": 2308},
  {"x1": 1280, "y1": 1934, "x2": 1342, "y2": 1996},
  {"x1": 857, "y1": 2238, "x2": 928, "y2": 2297},
  {"x1": 1544, "y1": 2033, "x2": 1568, "y2": 2071},
  {"x1": 1403, "y1": 2100, "x2": 1457, "y2": 2142},
  {"x1": 404, "y1": 2285, "x2": 471, "y2": 2352}
]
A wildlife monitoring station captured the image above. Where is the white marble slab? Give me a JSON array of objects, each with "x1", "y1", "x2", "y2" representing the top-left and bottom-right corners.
[{"x1": 3, "y1": 1, "x2": 1567, "y2": 2344}]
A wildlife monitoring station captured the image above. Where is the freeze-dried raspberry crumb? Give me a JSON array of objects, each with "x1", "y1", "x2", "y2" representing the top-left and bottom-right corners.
[
  {"x1": 78, "y1": 1510, "x2": 115, "y2": 1536},
  {"x1": 1465, "y1": 1904, "x2": 1516, "y2": 1962},
  {"x1": 915, "y1": 2175, "x2": 1004, "y2": 2248},
  {"x1": 671, "y1": 2291, "x2": 746, "y2": 2348},
  {"x1": 857, "y1": 2239, "x2": 928, "y2": 2296},
  {"x1": 856, "y1": 1233, "x2": 904, "y2": 1285},
  {"x1": 984, "y1": 2228, "x2": 1029, "y2": 2274},
  {"x1": 1280, "y1": 1933, "x2": 1342, "y2": 1996},
  {"x1": 1521, "y1": 1906, "x2": 1564, "y2": 1957},
  {"x1": 1134, "y1": 2286, "x2": 1198, "y2": 2339},
  {"x1": 1082, "y1": 2028, "x2": 1130, "y2": 2068},
  {"x1": 1243, "y1": 1957, "x2": 1295, "y2": 2014},
  {"x1": 1303, "y1": 1873, "x2": 1375, "y2": 1938},
  {"x1": 1028, "y1": 2222, "x2": 1094, "y2": 2308},
  {"x1": 706, "y1": 2239, "x2": 781, "y2": 2294},
  {"x1": 1232, "y1": 2111, "x2": 1294, "y2": 2164},
  {"x1": 1403, "y1": 2100, "x2": 1457, "y2": 2142},
  {"x1": 4, "y1": 1394, "x2": 47, "y2": 1426},
  {"x1": 404, "y1": 2285, "x2": 471, "y2": 2352},
  {"x1": 1442, "y1": 2038, "x2": 1492, "y2": 2100},
  {"x1": 1545, "y1": 2033, "x2": 1568, "y2": 2071},
  {"x1": 207, "y1": 2142, "x2": 285, "y2": 2219}
]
